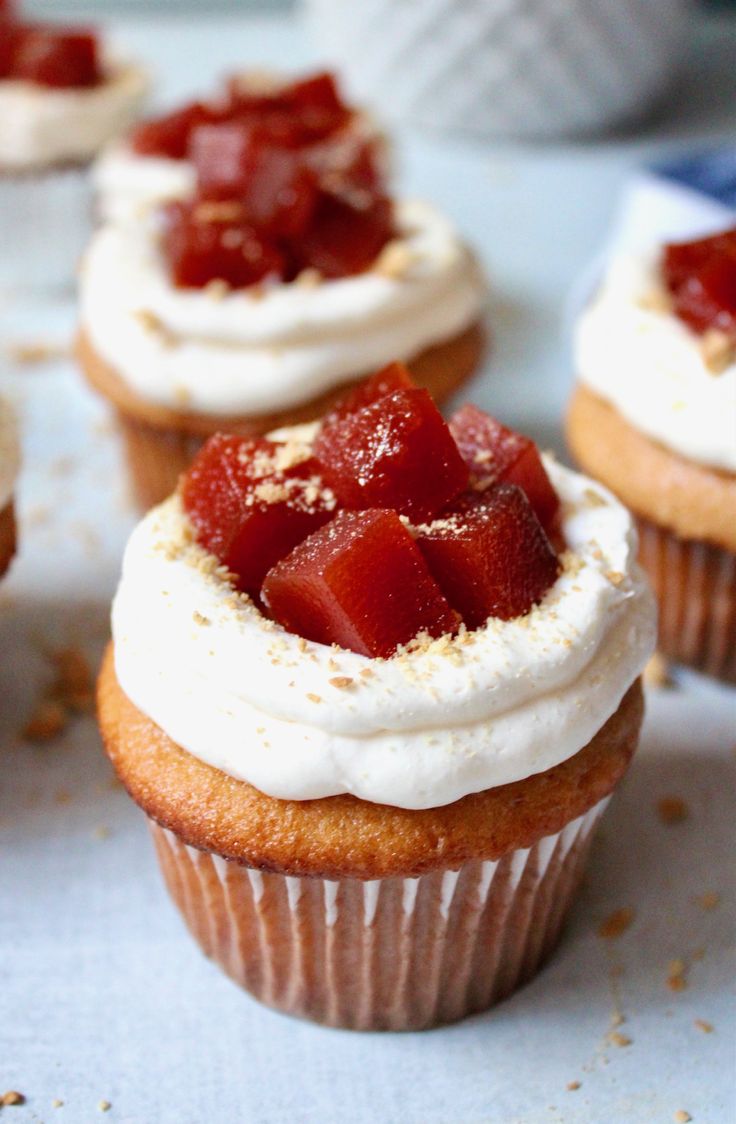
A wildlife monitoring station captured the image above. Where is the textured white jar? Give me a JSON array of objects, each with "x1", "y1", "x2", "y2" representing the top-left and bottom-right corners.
[{"x1": 305, "y1": 0, "x2": 691, "y2": 140}]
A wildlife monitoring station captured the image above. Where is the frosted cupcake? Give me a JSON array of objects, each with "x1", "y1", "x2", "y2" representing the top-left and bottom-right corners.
[
  {"x1": 0, "y1": 396, "x2": 20, "y2": 579},
  {"x1": 99, "y1": 364, "x2": 655, "y2": 1030},
  {"x1": 568, "y1": 226, "x2": 736, "y2": 682},
  {"x1": 78, "y1": 89, "x2": 487, "y2": 508},
  {"x1": 93, "y1": 70, "x2": 386, "y2": 226},
  {"x1": 0, "y1": 2, "x2": 148, "y2": 288}
]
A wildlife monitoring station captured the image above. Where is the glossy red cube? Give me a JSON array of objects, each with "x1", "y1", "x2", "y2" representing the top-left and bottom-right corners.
[
  {"x1": 314, "y1": 387, "x2": 468, "y2": 522},
  {"x1": 450, "y1": 404, "x2": 559, "y2": 532},
  {"x1": 662, "y1": 228, "x2": 736, "y2": 292},
  {"x1": 673, "y1": 255, "x2": 736, "y2": 335},
  {"x1": 295, "y1": 192, "x2": 393, "y2": 278},
  {"x1": 191, "y1": 124, "x2": 319, "y2": 238},
  {"x1": 262, "y1": 509, "x2": 459, "y2": 657},
  {"x1": 324, "y1": 362, "x2": 415, "y2": 427},
  {"x1": 131, "y1": 102, "x2": 219, "y2": 159},
  {"x1": 416, "y1": 484, "x2": 560, "y2": 628},
  {"x1": 162, "y1": 200, "x2": 285, "y2": 289},
  {"x1": 11, "y1": 28, "x2": 100, "y2": 88},
  {"x1": 182, "y1": 433, "x2": 334, "y2": 596}
]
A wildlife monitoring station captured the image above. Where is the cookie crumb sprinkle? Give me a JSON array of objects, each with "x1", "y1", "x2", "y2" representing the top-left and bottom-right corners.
[
  {"x1": 1, "y1": 1091, "x2": 25, "y2": 1106},
  {"x1": 329, "y1": 676, "x2": 354, "y2": 689},
  {"x1": 673, "y1": 1112, "x2": 692, "y2": 1123},
  {"x1": 566, "y1": 1081, "x2": 581, "y2": 1091},
  {"x1": 694, "y1": 1019, "x2": 713, "y2": 1034},
  {"x1": 306, "y1": 693, "x2": 322, "y2": 704},
  {"x1": 597, "y1": 907, "x2": 635, "y2": 939},
  {"x1": 657, "y1": 795, "x2": 689, "y2": 825},
  {"x1": 98, "y1": 1100, "x2": 112, "y2": 1113}
]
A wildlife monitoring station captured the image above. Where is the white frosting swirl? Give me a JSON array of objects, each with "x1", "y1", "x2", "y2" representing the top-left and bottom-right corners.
[
  {"x1": 0, "y1": 63, "x2": 149, "y2": 171},
  {"x1": 575, "y1": 249, "x2": 736, "y2": 472},
  {"x1": 0, "y1": 397, "x2": 20, "y2": 511},
  {"x1": 112, "y1": 457, "x2": 655, "y2": 810},
  {"x1": 80, "y1": 199, "x2": 486, "y2": 416},
  {"x1": 93, "y1": 142, "x2": 194, "y2": 224}
]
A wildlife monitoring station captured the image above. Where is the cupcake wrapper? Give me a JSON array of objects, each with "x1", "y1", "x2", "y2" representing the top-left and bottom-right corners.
[
  {"x1": 637, "y1": 518, "x2": 736, "y2": 684},
  {"x1": 0, "y1": 164, "x2": 92, "y2": 291},
  {"x1": 150, "y1": 797, "x2": 608, "y2": 1031},
  {"x1": 115, "y1": 410, "x2": 202, "y2": 511},
  {"x1": 0, "y1": 499, "x2": 16, "y2": 580}
]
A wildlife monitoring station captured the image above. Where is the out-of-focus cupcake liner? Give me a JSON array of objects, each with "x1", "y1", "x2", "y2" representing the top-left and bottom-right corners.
[
  {"x1": 115, "y1": 410, "x2": 202, "y2": 512},
  {"x1": 637, "y1": 517, "x2": 736, "y2": 684},
  {"x1": 0, "y1": 164, "x2": 92, "y2": 291},
  {"x1": 0, "y1": 499, "x2": 16, "y2": 579},
  {"x1": 150, "y1": 797, "x2": 608, "y2": 1031}
]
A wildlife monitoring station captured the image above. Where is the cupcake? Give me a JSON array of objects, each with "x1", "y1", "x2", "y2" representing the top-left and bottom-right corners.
[
  {"x1": 99, "y1": 364, "x2": 655, "y2": 1030},
  {"x1": 78, "y1": 93, "x2": 487, "y2": 509},
  {"x1": 568, "y1": 225, "x2": 736, "y2": 682},
  {"x1": 0, "y1": 1, "x2": 148, "y2": 289},
  {"x1": 93, "y1": 69, "x2": 386, "y2": 226},
  {"x1": 0, "y1": 395, "x2": 20, "y2": 579}
]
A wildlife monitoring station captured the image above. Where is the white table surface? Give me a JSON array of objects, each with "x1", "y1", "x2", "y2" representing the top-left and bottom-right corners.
[{"x1": 1, "y1": 11, "x2": 735, "y2": 1124}]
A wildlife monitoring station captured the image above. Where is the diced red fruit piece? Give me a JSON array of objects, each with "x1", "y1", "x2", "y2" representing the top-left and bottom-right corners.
[
  {"x1": 662, "y1": 227, "x2": 736, "y2": 335},
  {"x1": 324, "y1": 362, "x2": 416, "y2": 427},
  {"x1": 314, "y1": 388, "x2": 469, "y2": 522},
  {"x1": 191, "y1": 124, "x2": 319, "y2": 238},
  {"x1": 449, "y1": 404, "x2": 560, "y2": 532},
  {"x1": 161, "y1": 200, "x2": 285, "y2": 289},
  {"x1": 227, "y1": 71, "x2": 349, "y2": 145},
  {"x1": 262, "y1": 509, "x2": 459, "y2": 658},
  {"x1": 292, "y1": 193, "x2": 393, "y2": 278},
  {"x1": 416, "y1": 484, "x2": 560, "y2": 628},
  {"x1": 182, "y1": 433, "x2": 333, "y2": 597},
  {"x1": 131, "y1": 102, "x2": 219, "y2": 159},
  {"x1": 672, "y1": 255, "x2": 736, "y2": 336},
  {"x1": 9, "y1": 28, "x2": 101, "y2": 88},
  {"x1": 662, "y1": 228, "x2": 736, "y2": 293}
]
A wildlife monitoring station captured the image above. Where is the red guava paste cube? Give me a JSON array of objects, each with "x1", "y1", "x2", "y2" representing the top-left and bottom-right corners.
[
  {"x1": 314, "y1": 388, "x2": 468, "y2": 522},
  {"x1": 662, "y1": 228, "x2": 736, "y2": 292},
  {"x1": 11, "y1": 28, "x2": 100, "y2": 88},
  {"x1": 162, "y1": 200, "x2": 284, "y2": 289},
  {"x1": 416, "y1": 483, "x2": 560, "y2": 628},
  {"x1": 449, "y1": 404, "x2": 559, "y2": 532},
  {"x1": 191, "y1": 124, "x2": 319, "y2": 238},
  {"x1": 182, "y1": 433, "x2": 333, "y2": 596},
  {"x1": 262, "y1": 509, "x2": 459, "y2": 657},
  {"x1": 324, "y1": 362, "x2": 415, "y2": 426},
  {"x1": 0, "y1": 19, "x2": 21, "y2": 77},
  {"x1": 131, "y1": 102, "x2": 218, "y2": 159},
  {"x1": 673, "y1": 255, "x2": 736, "y2": 336},
  {"x1": 294, "y1": 192, "x2": 393, "y2": 278}
]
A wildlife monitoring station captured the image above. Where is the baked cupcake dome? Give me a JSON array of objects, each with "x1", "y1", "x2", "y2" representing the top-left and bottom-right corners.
[
  {"x1": 568, "y1": 227, "x2": 736, "y2": 682},
  {"x1": 78, "y1": 90, "x2": 487, "y2": 508},
  {"x1": 99, "y1": 367, "x2": 654, "y2": 1029}
]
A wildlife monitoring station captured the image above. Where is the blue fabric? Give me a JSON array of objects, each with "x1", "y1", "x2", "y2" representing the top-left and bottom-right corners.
[{"x1": 653, "y1": 148, "x2": 736, "y2": 208}]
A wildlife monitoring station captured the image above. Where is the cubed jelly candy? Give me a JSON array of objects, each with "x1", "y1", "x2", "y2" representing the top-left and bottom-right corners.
[
  {"x1": 293, "y1": 192, "x2": 393, "y2": 278},
  {"x1": 182, "y1": 433, "x2": 334, "y2": 597},
  {"x1": 663, "y1": 228, "x2": 736, "y2": 293},
  {"x1": 416, "y1": 483, "x2": 560, "y2": 628},
  {"x1": 323, "y1": 362, "x2": 415, "y2": 428},
  {"x1": 191, "y1": 124, "x2": 319, "y2": 238},
  {"x1": 314, "y1": 387, "x2": 468, "y2": 522},
  {"x1": 11, "y1": 28, "x2": 100, "y2": 88},
  {"x1": 161, "y1": 200, "x2": 285, "y2": 289},
  {"x1": 262, "y1": 509, "x2": 459, "y2": 657},
  {"x1": 450, "y1": 404, "x2": 559, "y2": 532},
  {"x1": 131, "y1": 102, "x2": 219, "y2": 159},
  {"x1": 662, "y1": 227, "x2": 736, "y2": 335}
]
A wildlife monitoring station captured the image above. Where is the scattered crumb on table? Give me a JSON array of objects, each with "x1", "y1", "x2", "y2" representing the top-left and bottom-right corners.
[{"x1": 597, "y1": 907, "x2": 635, "y2": 939}]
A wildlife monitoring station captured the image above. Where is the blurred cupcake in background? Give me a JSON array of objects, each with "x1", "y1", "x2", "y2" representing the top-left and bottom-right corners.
[
  {"x1": 0, "y1": 1, "x2": 148, "y2": 289},
  {"x1": 567, "y1": 223, "x2": 736, "y2": 682},
  {"x1": 0, "y1": 395, "x2": 20, "y2": 580},
  {"x1": 78, "y1": 72, "x2": 487, "y2": 509},
  {"x1": 93, "y1": 69, "x2": 388, "y2": 226},
  {"x1": 305, "y1": 0, "x2": 690, "y2": 140}
]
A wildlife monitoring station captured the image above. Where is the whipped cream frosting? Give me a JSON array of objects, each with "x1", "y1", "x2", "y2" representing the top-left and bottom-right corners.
[
  {"x1": 92, "y1": 141, "x2": 194, "y2": 224},
  {"x1": 0, "y1": 62, "x2": 149, "y2": 171},
  {"x1": 0, "y1": 397, "x2": 20, "y2": 511},
  {"x1": 80, "y1": 199, "x2": 486, "y2": 416},
  {"x1": 575, "y1": 249, "x2": 736, "y2": 473},
  {"x1": 112, "y1": 454, "x2": 655, "y2": 810}
]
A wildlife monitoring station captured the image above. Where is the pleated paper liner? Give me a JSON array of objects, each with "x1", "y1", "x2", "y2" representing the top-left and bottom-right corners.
[
  {"x1": 637, "y1": 517, "x2": 736, "y2": 684},
  {"x1": 150, "y1": 797, "x2": 607, "y2": 1032},
  {"x1": 0, "y1": 499, "x2": 17, "y2": 579}
]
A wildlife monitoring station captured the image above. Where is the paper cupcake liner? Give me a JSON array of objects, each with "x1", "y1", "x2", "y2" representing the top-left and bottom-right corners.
[
  {"x1": 150, "y1": 797, "x2": 608, "y2": 1031},
  {"x1": 0, "y1": 499, "x2": 17, "y2": 580},
  {"x1": 637, "y1": 518, "x2": 736, "y2": 684},
  {"x1": 115, "y1": 410, "x2": 202, "y2": 511},
  {"x1": 0, "y1": 164, "x2": 93, "y2": 291}
]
